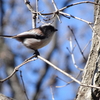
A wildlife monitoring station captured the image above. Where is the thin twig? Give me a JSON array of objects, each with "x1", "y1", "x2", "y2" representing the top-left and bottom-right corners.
[
  {"x1": 59, "y1": 1, "x2": 100, "y2": 11},
  {"x1": 1, "y1": 54, "x2": 100, "y2": 89},
  {"x1": 24, "y1": 0, "x2": 36, "y2": 28},
  {"x1": 56, "y1": 71, "x2": 82, "y2": 88},
  {"x1": 82, "y1": 39, "x2": 91, "y2": 53},
  {"x1": 24, "y1": 0, "x2": 35, "y2": 13},
  {"x1": 56, "y1": 76, "x2": 73, "y2": 88},
  {"x1": 60, "y1": 11, "x2": 92, "y2": 25},
  {"x1": 43, "y1": 14, "x2": 56, "y2": 21},
  {"x1": 23, "y1": 1, "x2": 100, "y2": 16},
  {"x1": 20, "y1": 70, "x2": 29, "y2": 100},
  {"x1": 52, "y1": 0, "x2": 58, "y2": 11},
  {"x1": 56, "y1": 15, "x2": 62, "y2": 23},
  {"x1": 23, "y1": 0, "x2": 99, "y2": 28},
  {"x1": 52, "y1": 0, "x2": 61, "y2": 22},
  {"x1": 68, "y1": 37, "x2": 83, "y2": 71},
  {"x1": 36, "y1": 0, "x2": 39, "y2": 22},
  {"x1": 50, "y1": 86, "x2": 55, "y2": 100},
  {"x1": 67, "y1": 47, "x2": 83, "y2": 71},
  {"x1": 0, "y1": 55, "x2": 37, "y2": 82},
  {"x1": 68, "y1": 26, "x2": 87, "y2": 61}
]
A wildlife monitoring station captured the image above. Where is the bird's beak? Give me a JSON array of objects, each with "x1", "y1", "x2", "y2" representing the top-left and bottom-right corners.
[{"x1": 55, "y1": 29, "x2": 58, "y2": 31}]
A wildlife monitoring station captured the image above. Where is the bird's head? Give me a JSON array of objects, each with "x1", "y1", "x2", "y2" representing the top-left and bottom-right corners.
[{"x1": 39, "y1": 24, "x2": 58, "y2": 36}]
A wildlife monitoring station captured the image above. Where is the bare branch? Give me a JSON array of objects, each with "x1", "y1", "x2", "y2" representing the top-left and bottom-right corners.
[
  {"x1": 51, "y1": 0, "x2": 61, "y2": 22},
  {"x1": 36, "y1": 0, "x2": 39, "y2": 23},
  {"x1": 52, "y1": 0, "x2": 58, "y2": 11},
  {"x1": 0, "y1": 53, "x2": 100, "y2": 90},
  {"x1": 38, "y1": 55, "x2": 100, "y2": 89},
  {"x1": 24, "y1": 0, "x2": 36, "y2": 28},
  {"x1": 56, "y1": 71, "x2": 82, "y2": 88},
  {"x1": 0, "y1": 55, "x2": 37, "y2": 82},
  {"x1": 50, "y1": 86, "x2": 55, "y2": 100},
  {"x1": 60, "y1": 1, "x2": 100, "y2": 11},
  {"x1": 20, "y1": 71, "x2": 29, "y2": 100},
  {"x1": 56, "y1": 14, "x2": 62, "y2": 23},
  {"x1": 60, "y1": 11, "x2": 92, "y2": 25},
  {"x1": 24, "y1": 0, "x2": 35, "y2": 13},
  {"x1": 23, "y1": 0, "x2": 100, "y2": 28},
  {"x1": 82, "y1": 39, "x2": 91, "y2": 53},
  {"x1": 38, "y1": 55, "x2": 81, "y2": 84},
  {"x1": 43, "y1": 14, "x2": 56, "y2": 21},
  {"x1": 23, "y1": 0, "x2": 99, "y2": 28}
]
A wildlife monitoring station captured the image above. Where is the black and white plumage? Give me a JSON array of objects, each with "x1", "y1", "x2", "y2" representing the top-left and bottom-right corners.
[{"x1": 0, "y1": 25, "x2": 57, "y2": 55}]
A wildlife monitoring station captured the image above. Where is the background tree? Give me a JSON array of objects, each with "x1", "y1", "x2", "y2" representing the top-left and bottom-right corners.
[{"x1": 76, "y1": 0, "x2": 100, "y2": 100}]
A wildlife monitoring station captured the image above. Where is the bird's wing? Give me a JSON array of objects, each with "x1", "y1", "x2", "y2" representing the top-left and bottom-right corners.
[{"x1": 13, "y1": 29, "x2": 46, "y2": 42}]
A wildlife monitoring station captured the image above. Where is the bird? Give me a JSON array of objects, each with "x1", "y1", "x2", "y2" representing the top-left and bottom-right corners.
[{"x1": 0, "y1": 24, "x2": 57, "y2": 56}]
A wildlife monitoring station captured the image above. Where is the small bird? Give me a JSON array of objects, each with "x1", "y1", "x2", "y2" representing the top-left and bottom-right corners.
[{"x1": 0, "y1": 24, "x2": 57, "y2": 55}]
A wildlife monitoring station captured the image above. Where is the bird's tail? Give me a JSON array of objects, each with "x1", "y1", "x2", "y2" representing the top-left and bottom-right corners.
[{"x1": 0, "y1": 35, "x2": 13, "y2": 38}]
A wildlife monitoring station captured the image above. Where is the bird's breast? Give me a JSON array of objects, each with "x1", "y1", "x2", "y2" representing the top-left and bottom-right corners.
[{"x1": 23, "y1": 37, "x2": 52, "y2": 50}]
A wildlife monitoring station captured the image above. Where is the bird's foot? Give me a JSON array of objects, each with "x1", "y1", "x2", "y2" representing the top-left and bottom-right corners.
[{"x1": 34, "y1": 50, "x2": 40, "y2": 57}]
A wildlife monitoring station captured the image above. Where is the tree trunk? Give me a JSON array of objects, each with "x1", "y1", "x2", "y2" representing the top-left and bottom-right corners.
[{"x1": 76, "y1": 0, "x2": 100, "y2": 100}]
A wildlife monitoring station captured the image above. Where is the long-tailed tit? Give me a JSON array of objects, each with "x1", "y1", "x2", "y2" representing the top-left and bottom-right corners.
[{"x1": 0, "y1": 25, "x2": 57, "y2": 55}]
